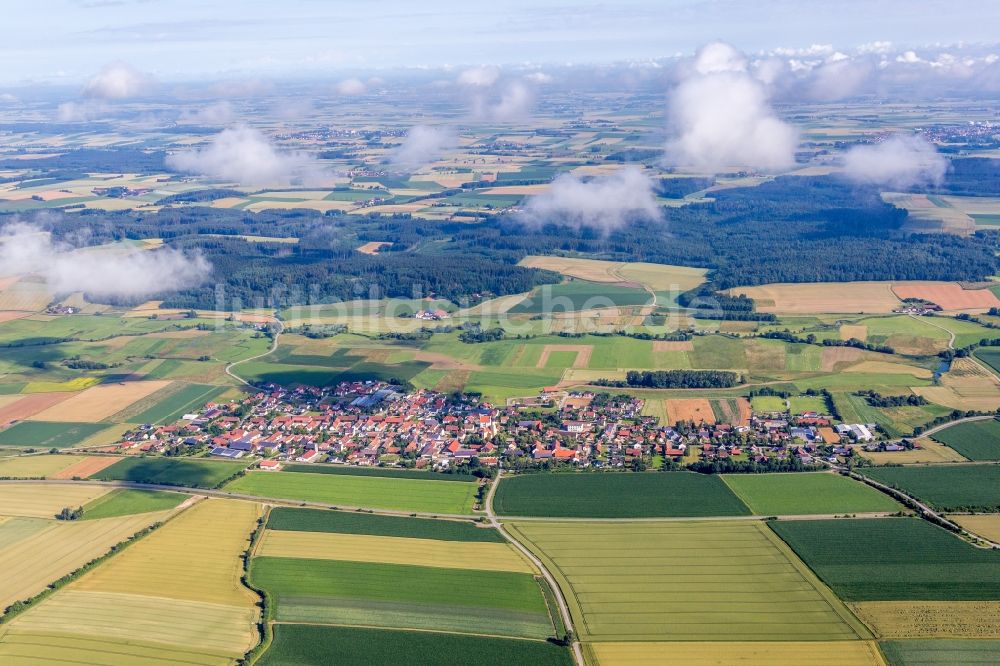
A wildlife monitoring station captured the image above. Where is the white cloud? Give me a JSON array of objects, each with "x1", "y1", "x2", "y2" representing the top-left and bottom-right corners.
[
  {"x1": 489, "y1": 81, "x2": 534, "y2": 121},
  {"x1": 0, "y1": 223, "x2": 210, "y2": 298},
  {"x1": 166, "y1": 126, "x2": 325, "y2": 187},
  {"x1": 666, "y1": 42, "x2": 799, "y2": 173},
  {"x1": 335, "y1": 77, "x2": 367, "y2": 95},
  {"x1": 458, "y1": 66, "x2": 500, "y2": 87},
  {"x1": 82, "y1": 62, "x2": 152, "y2": 99},
  {"x1": 388, "y1": 125, "x2": 455, "y2": 171},
  {"x1": 179, "y1": 101, "x2": 235, "y2": 125},
  {"x1": 520, "y1": 167, "x2": 660, "y2": 231},
  {"x1": 804, "y1": 56, "x2": 874, "y2": 101},
  {"x1": 842, "y1": 134, "x2": 947, "y2": 188},
  {"x1": 524, "y1": 71, "x2": 553, "y2": 84}
]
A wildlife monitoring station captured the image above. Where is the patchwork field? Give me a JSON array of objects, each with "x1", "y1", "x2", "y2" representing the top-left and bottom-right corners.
[
  {"x1": 492, "y1": 472, "x2": 751, "y2": 518},
  {"x1": 265, "y1": 506, "x2": 503, "y2": 541},
  {"x1": 92, "y1": 456, "x2": 249, "y2": 488},
  {"x1": 508, "y1": 520, "x2": 870, "y2": 642},
  {"x1": 256, "y1": 530, "x2": 535, "y2": 573},
  {"x1": 860, "y1": 465, "x2": 1000, "y2": 511},
  {"x1": 226, "y1": 470, "x2": 478, "y2": 514},
  {"x1": 720, "y1": 473, "x2": 901, "y2": 516},
  {"x1": 0, "y1": 421, "x2": 110, "y2": 449},
  {"x1": 892, "y1": 283, "x2": 1000, "y2": 310},
  {"x1": 0, "y1": 508, "x2": 170, "y2": 610},
  {"x1": 81, "y1": 488, "x2": 187, "y2": 520},
  {"x1": 879, "y1": 640, "x2": 1000, "y2": 665},
  {"x1": 850, "y1": 601, "x2": 1000, "y2": 639},
  {"x1": 252, "y1": 556, "x2": 553, "y2": 638},
  {"x1": 0, "y1": 392, "x2": 73, "y2": 428},
  {"x1": 930, "y1": 418, "x2": 1000, "y2": 460},
  {"x1": 258, "y1": 624, "x2": 573, "y2": 666},
  {"x1": 949, "y1": 514, "x2": 1000, "y2": 543},
  {"x1": 769, "y1": 518, "x2": 1000, "y2": 601},
  {"x1": 729, "y1": 282, "x2": 901, "y2": 314},
  {"x1": 586, "y1": 641, "x2": 886, "y2": 666},
  {"x1": 26, "y1": 380, "x2": 170, "y2": 422},
  {"x1": 0, "y1": 498, "x2": 264, "y2": 664},
  {"x1": 0, "y1": 483, "x2": 112, "y2": 518},
  {"x1": 664, "y1": 398, "x2": 714, "y2": 424},
  {"x1": 0, "y1": 454, "x2": 87, "y2": 478}
]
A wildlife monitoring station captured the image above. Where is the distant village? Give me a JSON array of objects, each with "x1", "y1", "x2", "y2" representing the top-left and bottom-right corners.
[{"x1": 100, "y1": 381, "x2": 903, "y2": 471}]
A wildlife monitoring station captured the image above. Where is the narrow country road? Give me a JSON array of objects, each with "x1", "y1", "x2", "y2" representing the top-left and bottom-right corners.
[
  {"x1": 485, "y1": 471, "x2": 584, "y2": 666},
  {"x1": 225, "y1": 316, "x2": 284, "y2": 386}
]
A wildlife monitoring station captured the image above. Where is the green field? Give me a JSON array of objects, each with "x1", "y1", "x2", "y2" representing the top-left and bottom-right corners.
[
  {"x1": 129, "y1": 383, "x2": 228, "y2": 425},
  {"x1": 0, "y1": 421, "x2": 110, "y2": 449},
  {"x1": 508, "y1": 520, "x2": 870, "y2": 642},
  {"x1": 252, "y1": 557, "x2": 553, "y2": 638},
  {"x1": 259, "y1": 624, "x2": 572, "y2": 666},
  {"x1": 492, "y1": 472, "x2": 751, "y2": 518},
  {"x1": 721, "y1": 473, "x2": 901, "y2": 515},
  {"x1": 266, "y1": 507, "x2": 503, "y2": 542},
  {"x1": 769, "y1": 518, "x2": 1000, "y2": 601},
  {"x1": 880, "y1": 640, "x2": 1000, "y2": 665},
  {"x1": 973, "y1": 348, "x2": 1000, "y2": 375},
  {"x1": 283, "y1": 463, "x2": 477, "y2": 482},
  {"x1": 227, "y1": 470, "x2": 478, "y2": 514},
  {"x1": 508, "y1": 281, "x2": 651, "y2": 313},
  {"x1": 81, "y1": 488, "x2": 187, "y2": 519},
  {"x1": 92, "y1": 457, "x2": 248, "y2": 488},
  {"x1": 860, "y1": 465, "x2": 1000, "y2": 511},
  {"x1": 788, "y1": 395, "x2": 829, "y2": 415},
  {"x1": 750, "y1": 396, "x2": 786, "y2": 412},
  {"x1": 931, "y1": 419, "x2": 1000, "y2": 461}
]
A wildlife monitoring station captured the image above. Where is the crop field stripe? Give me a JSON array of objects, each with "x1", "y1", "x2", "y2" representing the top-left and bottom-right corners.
[
  {"x1": 257, "y1": 624, "x2": 574, "y2": 666},
  {"x1": 930, "y1": 418, "x2": 1000, "y2": 460},
  {"x1": 282, "y1": 463, "x2": 477, "y2": 482},
  {"x1": 225, "y1": 471, "x2": 478, "y2": 514},
  {"x1": 879, "y1": 639, "x2": 1000, "y2": 665},
  {"x1": 91, "y1": 456, "x2": 249, "y2": 488},
  {"x1": 768, "y1": 518, "x2": 1000, "y2": 601},
  {"x1": 0, "y1": 454, "x2": 82, "y2": 478},
  {"x1": 129, "y1": 383, "x2": 227, "y2": 425},
  {"x1": 859, "y1": 465, "x2": 1000, "y2": 511},
  {"x1": 0, "y1": 483, "x2": 113, "y2": 517},
  {"x1": 0, "y1": 631, "x2": 237, "y2": 666},
  {"x1": 0, "y1": 511, "x2": 171, "y2": 615},
  {"x1": 507, "y1": 520, "x2": 869, "y2": 642},
  {"x1": 265, "y1": 507, "x2": 504, "y2": 542},
  {"x1": 848, "y1": 600, "x2": 1000, "y2": 639},
  {"x1": 586, "y1": 641, "x2": 887, "y2": 666},
  {"x1": 719, "y1": 472, "x2": 901, "y2": 515},
  {"x1": 257, "y1": 529, "x2": 536, "y2": 573}
]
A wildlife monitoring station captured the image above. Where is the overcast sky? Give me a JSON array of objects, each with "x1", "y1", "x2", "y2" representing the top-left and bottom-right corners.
[{"x1": 3, "y1": 0, "x2": 998, "y2": 84}]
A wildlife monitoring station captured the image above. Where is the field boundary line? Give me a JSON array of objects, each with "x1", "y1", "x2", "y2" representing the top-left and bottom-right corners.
[
  {"x1": 269, "y1": 620, "x2": 559, "y2": 642},
  {"x1": 757, "y1": 521, "x2": 875, "y2": 640},
  {"x1": 486, "y1": 472, "x2": 583, "y2": 666},
  {"x1": 225, "y1": 317, "x2": 283, "y2": 387}
]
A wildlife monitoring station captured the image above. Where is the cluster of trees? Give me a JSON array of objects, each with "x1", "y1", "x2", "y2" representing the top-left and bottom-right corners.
[
  {"x1": 597, "y1": 369, "x2": 741, "y2": 389},
  {"x1": 458, "y1": 325, "x2": 506, "y2": 343},
  {"x1": 688, "y1": 457, "x2": 821, "y2": 474},
  {"x1": 55, "y1": 506, "x2": 84, "y2": 521},
  {"x1": 693, "y1": 311, "x2": 776, "y2": 322},
  {"x1": 758, "y1": 330, "x2": 894, "y2": 354},
  {"x1": 856, "y1": 390, "x2": 928, "y2": 407}
]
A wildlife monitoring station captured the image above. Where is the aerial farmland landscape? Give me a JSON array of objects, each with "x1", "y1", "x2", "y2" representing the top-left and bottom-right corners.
[{"x1": 0, "y1": 2, "x2": 999, "y2": 664}]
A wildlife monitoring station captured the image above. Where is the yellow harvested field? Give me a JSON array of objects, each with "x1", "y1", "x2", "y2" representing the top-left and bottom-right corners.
[
  {"x1": 245, "y1": 199, "x2": 352, "y2": 213},
  {"x1": 257, "y1": 530, "x2": 536, "y2": 574},
  {"x1": 356, "y1": 241, "x2": 391, "y2": 254},
  {"x1": 0, "y1": 631, "x2": 237, "y2": 666},
  {"x1": 849, "y1": 601, "x2": 1000, "y2": 638},
  {"x1": 892, "y1": 282, "x2": 1000, "y2": 310},
  {"x1": 845, "y1": 361, "x2": 932, "y2": 378},
  {"x1": 652, "y1": 340, "x2": 694, "y2": 351},
  {"x1": 519, "y1": 256, "x2": 626, "y2": 282},
  {"x1": 665, "y1": 398, "x2": 715, "y2": 424},
  {"x1": 518, "y1": 256, "x2": 706, "y2": 293},
  {"x1": 72, "y1": 498, "x2": 261, "y2": 606},
  {"x1": 915, "y1": 361, "x2": 1000, "y2": 410},
  {"x1": 27, "y1": 380, "x2": 171, "y2": 422},
  {"x1": 840, "y1": 325, "x2": 868, "y2": 341},
  {"x1": 0, "y1": 483, "x2": 112, "y2": 518},
  {"x1": 616, "y1": 263, "x2": 707, "y2": 292},
  {"x1": 949, "y1": 514, "x2": 1000, "y2": 543},
  {"x1": 860, "y1": 438, "x2": 968, "y2": 464},
  {"x1": 0, "y1": 455, "x2": 82, "y2": 478},
  {"x1": 729, "y1": 282, "x2": 901, "y2": 314},
  {"x1": 0, "y1": 512, "x2": 169, "y2": 610},
  {"x1": 587, "y1": 641, "x2": 886, "y2": 666},
  {"x1": 1, "y1": 589, "x2": 258, "y2": 657},
  {"x1": 0, "y1": 279, "x2": 51, "y2": 312},
  {"x1": 50, "y1": 456, "x2": 121, "y2": 480}
]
